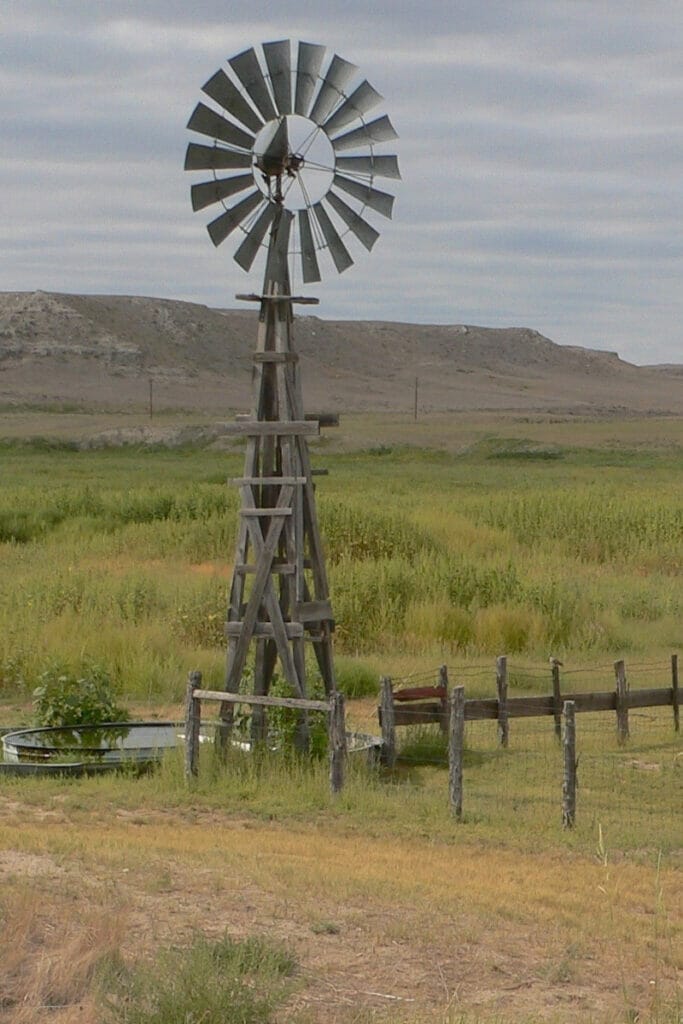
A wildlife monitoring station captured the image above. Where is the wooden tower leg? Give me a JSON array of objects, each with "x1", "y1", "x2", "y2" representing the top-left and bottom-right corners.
[{"x1": 222, "y1": 207, "x2": 335, "y2": 751}]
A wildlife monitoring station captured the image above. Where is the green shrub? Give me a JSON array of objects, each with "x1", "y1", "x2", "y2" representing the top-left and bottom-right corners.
[
  {"x1": 33, "y1": 661, "x2": 129, "y2": 727},
  {"x1": 100, "y1": 932, "x2": 295, "y2": 1024}
]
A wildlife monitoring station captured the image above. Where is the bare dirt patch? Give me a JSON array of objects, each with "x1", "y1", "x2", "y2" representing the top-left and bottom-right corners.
[{"x1": 1, "y1": 800, "x2": 679, "y2": 1022}]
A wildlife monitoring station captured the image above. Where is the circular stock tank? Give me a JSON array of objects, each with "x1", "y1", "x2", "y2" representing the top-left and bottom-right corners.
[{"x1": 0, "y1": 721, "x2": 381, "y2": 777}]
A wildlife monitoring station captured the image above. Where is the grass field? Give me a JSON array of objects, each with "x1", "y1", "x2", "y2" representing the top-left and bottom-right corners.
[{"x1": 0, "y1": 411, "x2": 681, "y2": 1022}]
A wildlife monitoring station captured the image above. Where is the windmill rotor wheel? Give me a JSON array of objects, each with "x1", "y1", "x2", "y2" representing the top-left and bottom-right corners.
[{"x1": 184, "y1": 39, "x2": 401, "y2": 283}]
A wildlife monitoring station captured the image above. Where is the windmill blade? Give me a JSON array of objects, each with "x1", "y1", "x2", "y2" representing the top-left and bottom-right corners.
[
  {"x1": 184, "y1": 143, "x2": 253, "y2": 171},
  {"x1": 295, "y1": 41, "x2": 326, "y2": 117},
  {"x1": 332, "y1": 173, "x2": 394, "y2": 218},
  {"x1": 191, "y1": 174, "x2": 254, "y2": 212},
  {"x1": 263, "y1": 39, "x2": 292, "y2": 115},
  {"x1": 326, "y1": 191, "x2": 379, "y2": 251},
  {"x1": 298, "y1": 208, "x2": 321, "y2": 283},
  {"x1": 312, "y1": 201, "x2": 353, "y2": 273},
  {"x1": 187, "y1": 103, "x2": 255, "y2": 151},
  {"x1": 309, "y1": 54, "x2": 358, "y2": 125},
  {"x1": 234, "y1": 203, "x2": 276, "y2": 271},
  {"x1": 335, "y1": 154, "x2": 401, "y2": 179},
  {"x1": 202, "y1": 69, "x2": 264, "y2": 134},
  {"x1": 229, "y1": 47, "x2": 277, "y2": 122},
  {"x1": 322, "y1": 81, "x2": 383, "y2": 136},
  {"x1": 207, "y1": 190, "x2": 264, "y2": 246},
  {"x1": 331, "y1": 115, "x2": 399, "y2": 152}
]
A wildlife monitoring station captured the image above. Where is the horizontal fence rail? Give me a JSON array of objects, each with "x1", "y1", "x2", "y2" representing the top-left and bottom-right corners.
[{"x1": 184, "y1": 671, "x2": 347, "y2": 793}]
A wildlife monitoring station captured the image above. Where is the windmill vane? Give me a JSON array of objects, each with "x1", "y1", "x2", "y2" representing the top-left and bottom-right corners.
[{"x1": 185, "y1": 39, "x2": 400, "y2": 281}]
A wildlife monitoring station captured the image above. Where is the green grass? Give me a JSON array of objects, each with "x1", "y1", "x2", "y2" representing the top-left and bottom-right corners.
[
  {"x1": 99, "y1": 932, "x2": 296, "y2": 1024},
  {"x1": 1, "y1": 433, "x2": 681, "y2": 708}
]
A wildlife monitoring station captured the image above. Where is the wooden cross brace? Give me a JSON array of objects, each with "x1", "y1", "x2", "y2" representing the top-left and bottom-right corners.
[{"x1": 225, "y1": 482, "x2": 304, "y2": 696}]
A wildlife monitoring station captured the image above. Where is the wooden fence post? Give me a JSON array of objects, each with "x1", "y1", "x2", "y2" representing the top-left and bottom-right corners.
[
  {"x1": 448, "y1": 685, "x2": 465, "y2": 820},
  {"x1": 672, "y1": 654, "x2": 679, "y2": 732},
  {"x1": 614, "y1": 659, "x2": 629, "y2": 744},
  {"x1": 379, "y1": 676, "x2": 396, "y2": 769},
  {"x1": 551, "y1": 659, "x2": 562, "y2": 741},
  {"x1": 328, "y1": 691, "x2": 347, "y2": 794},
  {"x1": 496, "y1": 655, "x2": 509, "y2": 748},
  {"x1": 438, "y1": 664, "x2": 449, "y2": 734},
  {"x1": 562, "y1": 700, "x2": 577, "y2": 828},
  {"x1": 184, "y1": 669, "x2": 202, "y2": 780}
]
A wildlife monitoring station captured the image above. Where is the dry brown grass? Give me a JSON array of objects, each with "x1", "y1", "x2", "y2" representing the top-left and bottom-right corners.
[
  {"x1": 0, "y1": 881, "x2": 125, "y2": 1023},
  {"x1": 0, "y1": 797, "x2": 680, "y2": 1023}
]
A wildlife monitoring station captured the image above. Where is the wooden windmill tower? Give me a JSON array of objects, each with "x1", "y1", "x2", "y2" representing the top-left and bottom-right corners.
[{"x1": 184, "y1": 39, "x2": 400, "y2": 739}]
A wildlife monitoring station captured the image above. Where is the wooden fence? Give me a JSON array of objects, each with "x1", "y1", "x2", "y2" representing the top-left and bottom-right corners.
[
  {"x1": 184, "y1": 670, "x2": 347, "y2": 793},
  {"x1": 380, "y1": 654, "x2": 679, "y2": 825},
  {"x1": 379, "y1": 654, "x2": 680, "y2": 758}
]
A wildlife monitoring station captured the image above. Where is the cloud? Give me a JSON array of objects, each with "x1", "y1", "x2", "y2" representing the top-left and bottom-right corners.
[{"x1": 1, "y1": 1, "x2": 682, "y2": 364}]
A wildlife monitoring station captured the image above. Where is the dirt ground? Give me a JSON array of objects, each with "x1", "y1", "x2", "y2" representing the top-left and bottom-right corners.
[{"x1": 1, "y1": 797, "x2": 680, "y2": 1023}]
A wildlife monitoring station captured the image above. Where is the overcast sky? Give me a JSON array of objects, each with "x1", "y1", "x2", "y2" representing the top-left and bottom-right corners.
[{"x1": 2, "y1": 2, "x2": 682, "y2": 364}]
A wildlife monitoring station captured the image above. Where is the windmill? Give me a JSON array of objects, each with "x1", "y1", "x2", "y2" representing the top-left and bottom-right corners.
[{"x1": 184, "y1": 39, "x2": 399, "y2": 744}]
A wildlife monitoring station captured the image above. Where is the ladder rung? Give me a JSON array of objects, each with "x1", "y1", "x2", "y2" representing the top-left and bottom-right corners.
[
  {"x1": 232, "y1": 476, "x2": 306, "y2": 486},
  {"x1": 239, "y1": 508, "x2": 292, "y2": 517},
  {"x1": 225, "y1": 622, "x2": 304, "y2": 638},
  {"x1": 252, "y1": 352, "x2": 298, "y2": 363},
  {"x1": 235, "y1": 562, "x2": 296, "y2": 575},
  {"x1": 222, "y1": 421, "x2": 318, "y2": 436}
]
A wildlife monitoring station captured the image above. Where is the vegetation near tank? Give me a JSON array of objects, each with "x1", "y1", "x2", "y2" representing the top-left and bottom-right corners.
[{"x1": 32, "y1": 660, "x2": 129, "y2": 728}]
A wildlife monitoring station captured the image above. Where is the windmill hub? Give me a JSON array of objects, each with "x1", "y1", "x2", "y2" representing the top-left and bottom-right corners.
[{"x1": 253, "y1": 114, "x2": 334, "y2": 209}]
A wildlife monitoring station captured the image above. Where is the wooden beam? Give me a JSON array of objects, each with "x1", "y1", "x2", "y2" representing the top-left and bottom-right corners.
[
  {"x1": 252, "y1": 352, "x2": 299, "y2": 364},
  {"x1": 231, "y1": 476, "x2": 306, "y2": 486},
  {"x1": 236, "y1": 292, "x2": 319, "y2": 305},
  {"x1": 239, "y1": 508, "x2": 293, "y2": 517},
  {"x1": 225, "y1": 622, "x2": 304, "y2": 638},
  {"x1": 295, "y1": 599, "x2": 334, "y2": 623},
  {"x1": 193, "y1": 688, "x2": 330, "y2": 712},
  {"x1": 222, "y1": 420, "x2": 318, "y2": 435}
]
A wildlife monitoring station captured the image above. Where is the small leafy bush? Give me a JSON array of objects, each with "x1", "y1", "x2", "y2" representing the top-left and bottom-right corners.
[{"x1": 33, "y1": 661, "x2": 129, "y2": 727}]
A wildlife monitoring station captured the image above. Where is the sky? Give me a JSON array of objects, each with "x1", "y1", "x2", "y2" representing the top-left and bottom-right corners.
[{"x1": 2, "y1": 1, "x2": 682, "y2": 365}]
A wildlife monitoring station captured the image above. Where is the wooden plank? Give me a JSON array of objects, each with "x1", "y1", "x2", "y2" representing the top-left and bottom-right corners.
[
  {"x1": 562, "y1": 701, "x2": 577, "y2": 828},
  {"x1": 225, "y1": 621, "x2": 304, "y2": 638},
  {"x1": 329, "y1": 691, "x2": 347, "y2": 794},
  {"x1": 551, "y1": 661, "x2": 562, "y2": 741},
  {"x1": 194, "y1": 689, "x2": 330, "y2": 712},
  {"x1": 184, "y1": 670, "x2": 202, "y2": 780},
  {"x1": 305, "y1": 412, "x2": 340, "y2": 427},
  {"x1": 614, "y1": 660, "x2": 629, "y2": 743},
  {"x1": 627, "y1": 687, "x2": 673, "y2": 709},
  {"x1": 448, "y1": 686, "x2": 465, "y2": 820},
  {"x1": 236, "y1": 292, "x2": 319, "y2": 305},
  {"x1": 295, "y1": 599, "x2": 334, "y2": 623},
  {"x1": 672, "y1": 654, "x2": 679, "y2": 731},
  {"x1": 222, "y1": 420, "x2": 317, "y2": 436},
  {"x1": 394, "y1": 685, "x2": 446, "y2": 703},
  {"x1": 225, "y1": 483, "x2": 294, "y2": 689},
  {"x1": 240, "y1": 508, "x2": 292, "y2": 517},
  {"x1": 379, "y1": 677, "x2": 396, "y2": 768},
  {"x1": 496, "y1": 655, "x2": 509, "y2": 747},
  {"x1": 392, "y1": 702, "x2": 443, "y2": 726},
  {"x1": 231, "y1": 476, "x2": 306, "y2": 486},
  {"x1": 235, "y1": 562, "x2": 296, "y2": 575},
  {"x1": 251, "y1": 351, "x2": 299, "y2": 364}
]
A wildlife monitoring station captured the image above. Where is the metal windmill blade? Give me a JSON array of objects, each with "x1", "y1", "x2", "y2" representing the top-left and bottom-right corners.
[{"x1": 184, "y1": 39, "x2": 400, "y2": 281}]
